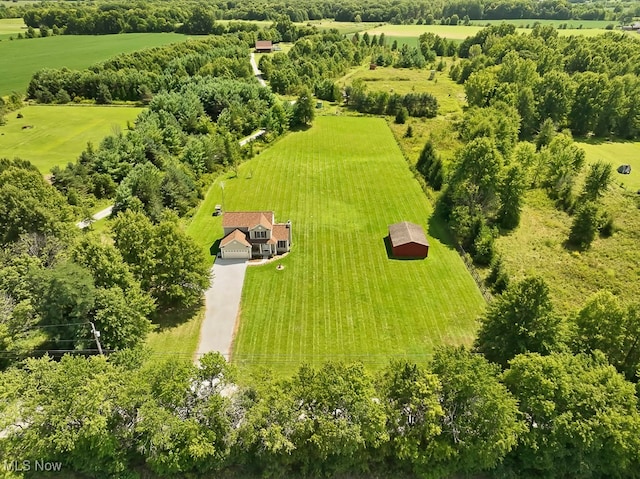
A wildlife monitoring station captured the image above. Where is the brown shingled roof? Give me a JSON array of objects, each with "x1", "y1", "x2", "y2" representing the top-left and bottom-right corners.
[
  {"x1": 388, "y1": 222, "x2": 429, "y2": 247},
  {"x1": 220, "y1": 229, "x2": 251, "y2": 247},
  {"x1": 272, "y1": 224, "x2": 289, "y2": 242},
  {"x1": 222, "y1": 211, "x2": 273, "y2": 230},
  {"x1": 255, "y1": 40, "x2": 273, "y2": 49}
]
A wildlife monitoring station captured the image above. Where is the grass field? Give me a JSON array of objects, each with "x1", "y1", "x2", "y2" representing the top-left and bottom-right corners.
[
  {"x1": 365, "y1": 22, "x2": 613, "y2": 43},
  {"x1": 186, "y1": 175, "x2": 228, "y2": 266},
  {"x1": 0, "y1": 33, "x2": 189, "y2": 95},
  {"x1": 195, "y1": 116, "x2": 485, "y2": 373},
  {"x1": 0, "y1": 18, "x2": 26, "y2": 40},
  {"x1": 0, "y1": 105, "x2": 143, "y2": 173},
  {"x1": 338, "y1": 62, "x2": 466, "y2": 116},
  {"x1": 495, "y1": 185, "x2": 640, "y2": 315},
  {"x1": 578, "y1": 140, "x2": 640, "y2": 192},
  {"x1": 474, "y1": 19, "x2": 614, "y2": 29}
]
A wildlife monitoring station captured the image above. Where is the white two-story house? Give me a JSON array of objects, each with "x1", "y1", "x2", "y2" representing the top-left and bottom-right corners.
[{"x1": 219, "y1": 211, "x2": 291, "y2": 259}]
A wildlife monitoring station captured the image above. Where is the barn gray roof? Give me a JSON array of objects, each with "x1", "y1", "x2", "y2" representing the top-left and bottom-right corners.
[{"x1": 388, "y1": 222, "x2": 429, "y2": 247}]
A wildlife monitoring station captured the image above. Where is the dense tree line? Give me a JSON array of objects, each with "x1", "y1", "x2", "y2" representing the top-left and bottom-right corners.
[
  {"x1": 27, "y1": 36, "x2": 254, "y2": 103},
  {"x1": 16, "y1": 0, "x2": 626, "y2": 36},
  {"x1": 455, "y1": 25, "x2": 640, "y2": 140},
  {"x1": 35, "y1": 36, "x2": 290, "y2": 221},
  {"x1": 0, "y1": 160, "x2": 210, "y2": 367},
  {"x1": 2, "y1": 342, "x2": 640, "y2": 478},
  {"x1": 258, "y1": 30, "x2": 365, "y2": 95},
  {"x1": 423, "y1": 25, "x2": 636, "y2": 263}
]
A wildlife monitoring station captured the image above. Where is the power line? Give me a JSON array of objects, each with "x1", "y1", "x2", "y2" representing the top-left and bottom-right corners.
[{"x1": 23, "y1": 322, "x2": 90, "y2": 330}]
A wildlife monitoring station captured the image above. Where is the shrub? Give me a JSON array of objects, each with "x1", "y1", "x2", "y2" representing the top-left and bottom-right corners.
[
  {"x1": 568, "y1": 201, "x2": 600, "y2": 250},
  {"x1": 395, "y1": 106, "x2": 408, "y2": 124}
]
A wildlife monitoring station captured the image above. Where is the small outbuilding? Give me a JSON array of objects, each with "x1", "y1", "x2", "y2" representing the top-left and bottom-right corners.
[
  {"x1": 255, "y1": 40, "x2": 273, "y2": 53},
  {"x1": 388, "y1": 222, "x2": 429, "y2": 259}
]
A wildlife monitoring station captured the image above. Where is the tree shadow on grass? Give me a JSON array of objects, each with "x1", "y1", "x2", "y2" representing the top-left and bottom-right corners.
[
  {"x1": 289, "y1": 124, "x2": 312, "y2": 132},
  {"x1": 151, "y1": 300, "x2": 204, "y2": 332},
  {"x1": 576, "y1": 136, "x2": 638, "y2": 146},
  {"x1": 427, "y1": 208, "x2": 457, "y2": 251}
]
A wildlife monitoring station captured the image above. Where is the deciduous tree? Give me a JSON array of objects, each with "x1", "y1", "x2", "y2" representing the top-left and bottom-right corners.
[
  {"x1": 503, "y1": 352, "x2": 640, "y2": 478},
  {"x1": 430, "y1": 347, "x2": 525, "y2": 476},
  {"x1": 475, "y1": 277, "x2": 563, "y2": 367},
  {"x1": 571, "y1": 291, "x2": 640, "y2": 380}
]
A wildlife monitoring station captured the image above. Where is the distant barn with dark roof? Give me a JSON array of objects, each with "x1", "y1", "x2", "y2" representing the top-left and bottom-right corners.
[
  {"x1": 388, "y1": 222, "x2": 429, "y2": 259},
  {"x1": 255, "y1": 40, "x2": 273, "y2": 53}
]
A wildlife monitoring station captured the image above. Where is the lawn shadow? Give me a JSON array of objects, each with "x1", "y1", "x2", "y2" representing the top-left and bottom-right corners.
[
  {"x1": 152, "y1": 300, "x2": 204, "y2": 332},
  {"x1": 427, "y1": 208, "x2": 457, "y2": 251},
  {"x1": 576, "y1": 136, "x2": 639, "y2": 146},
  {"x1": 210, "y1": 238, "x2": 221, "y2": 258},
  {"x1": 289, "y1": 124, "x2": 312, "y2": 132}
]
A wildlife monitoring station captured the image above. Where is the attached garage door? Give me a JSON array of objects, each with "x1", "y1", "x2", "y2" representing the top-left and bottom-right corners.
[{"x1": 221, "y1": 248, "x2": 251, "y2": 259}]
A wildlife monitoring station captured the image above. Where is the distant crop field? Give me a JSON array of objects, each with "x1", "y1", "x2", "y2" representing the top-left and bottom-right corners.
[
  {"x1": 0, "y1": 33, "x2": 190, "y2": 95},
  {"x1": 365, "y1": 21, "x2": 612, "y2": 42},
  {"x1": 578, "y1": 140, "x2": 640, "y2": 192},
  {"x1": 194, "y1": 116, "x2": 485, "y2": 373},
  {"x1": 308, "y1": 20, "x2": 374, "y2": 35},
  {"x1": 475, "y1": 18, "x2": 614, "y2": 29},
  {"x1": 0, "y1": 105, "x2": 143, "y2": 173}
]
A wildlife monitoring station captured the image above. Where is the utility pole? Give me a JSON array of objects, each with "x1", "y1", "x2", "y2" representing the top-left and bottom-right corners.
[
  {"x1": 89, "y1": 322, "x2": 104, "y2": 355},
  {"x1": 220, "y1": 181, "x2": 225, "y2": 212}
]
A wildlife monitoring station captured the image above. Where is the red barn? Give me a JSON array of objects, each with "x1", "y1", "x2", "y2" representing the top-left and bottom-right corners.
[{"x1": 388, "y1": 222, "x2": 429, "y2": 259}]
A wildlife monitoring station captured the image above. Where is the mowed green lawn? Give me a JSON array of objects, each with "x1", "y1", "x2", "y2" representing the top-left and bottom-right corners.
[
  {"x1": 0, "y1": 33, "x2": 189, "y2": 95},
  {"x1": 577, "y1": 140, "x2": 640, "y2": 192},
  {"x1": 0, "y1": 105, "x2": 143, "y2": 173},
  {"x1": 218, "y1": 117, "x2": 485, "y2": 373}
]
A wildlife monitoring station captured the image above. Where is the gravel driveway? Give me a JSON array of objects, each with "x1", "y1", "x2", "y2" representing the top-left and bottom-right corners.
[{"x1": 194, "y1": 259, "x2": 248, "y2": 361}]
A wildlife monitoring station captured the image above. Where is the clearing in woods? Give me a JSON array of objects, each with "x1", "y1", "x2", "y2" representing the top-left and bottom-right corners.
[{"x1": 196, "y1": 116, "x2": 486, "y2": 373}]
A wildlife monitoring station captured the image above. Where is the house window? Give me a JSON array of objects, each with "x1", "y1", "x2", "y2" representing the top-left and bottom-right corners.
[
  {"x1": 277, "y1": 240, "x2": 287, "y2": 248},
  {"x1": 254, "y1": 230, "x2": 267, "y2": 239}
]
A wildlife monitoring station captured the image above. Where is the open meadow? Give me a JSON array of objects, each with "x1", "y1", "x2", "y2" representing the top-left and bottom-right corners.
[
  {"x1": 0, "y1": 33, "x2": 189, "y2": 95},
  {"x1": 0, "y1": 105, "x2": 143, "y2": 173},
  {"x1": 338, "y1": 63, "x2": 466, "y2": 116},
  {"x1": 495, "y1": 185, "x2": 640, "y2": 315},
  {"x1": 193, "y1": 116, "x2": 486, "y2": 373}
]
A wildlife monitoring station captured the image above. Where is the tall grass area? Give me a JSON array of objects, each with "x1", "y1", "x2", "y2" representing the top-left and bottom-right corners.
[
  {"x1": 0, "y1": 105, "x2": 143, "y2": 173},
  {"x1": 339, "y1": 59, "x2": 466, "y2": 166},
  {"x1": 214, "y1": 116, "x2": 486, "y2": 374},
  {"x1": 338, "y1": 62, "x2": 466, "y2": 115},
  {"x1": 495, "y1": 187, "x2": 640, "y2": 315},
  {"x1": 0, "y1": 33, "x2": 189, "y2": 94}
]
